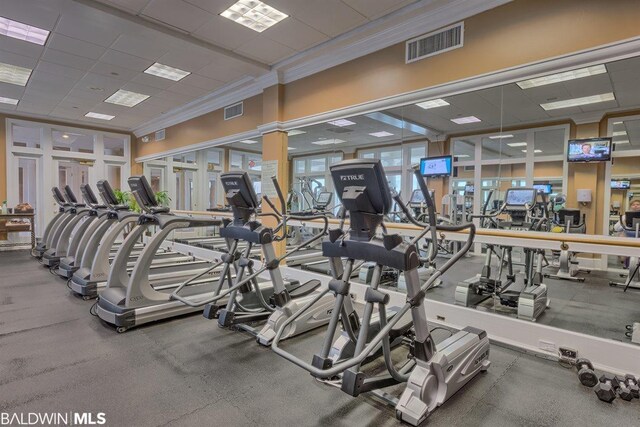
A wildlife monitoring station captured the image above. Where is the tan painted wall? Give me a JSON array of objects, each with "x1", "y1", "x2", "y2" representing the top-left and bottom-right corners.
[{"x1": 134, "y1": 94, "x2": 263, "y2": 159}]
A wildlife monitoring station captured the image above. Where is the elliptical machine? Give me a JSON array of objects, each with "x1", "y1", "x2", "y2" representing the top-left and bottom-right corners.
[
  {"x1": 271, "y1": 159, "x2": 490, "y2": 426},
  {"x1": 170, "y1": 172, "x2": 335, "y2": 344},
  {"x1": 33, "y1": 187, "x2": 70, "y2": 259},
  {"x1": 456, "y1": 188, "x2": 549, "y2": 321},
  {"x1": 609, "y1": 211, "x2": 640, "y2": 291},
  {"x1": 545, "y1": 208, "x2": 588, "y2": 282}
]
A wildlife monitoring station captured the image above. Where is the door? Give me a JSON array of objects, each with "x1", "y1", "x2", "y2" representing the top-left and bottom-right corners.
[{"x1": 56, "y1": 159, "x2": 95, "y2": 204}]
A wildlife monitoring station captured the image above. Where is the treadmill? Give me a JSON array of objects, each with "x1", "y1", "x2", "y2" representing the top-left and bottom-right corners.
[
  {"x1": 95, "y1": 176, "x2": 229, "y2": 332},
  {"x1": 69, "y1": 179, "x2": 209, "y2": 299}
]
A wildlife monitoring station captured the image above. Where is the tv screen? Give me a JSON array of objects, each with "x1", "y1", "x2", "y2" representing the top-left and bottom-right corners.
[
  {"x1": 611, "y1": 180, "x2": 631, "y2": 189},
  {"x1": 420, "y1": 155, "x2": 452, "y2": 177},
  {"x1": 567, "y1": 138, "x2": 611, "y2": 162},
  {"x1": 505, "y1": 188, "x2": 537, "y2": 207},
  {"x1": 533, "y1": 184, "x2": 552, "y2": 194}
]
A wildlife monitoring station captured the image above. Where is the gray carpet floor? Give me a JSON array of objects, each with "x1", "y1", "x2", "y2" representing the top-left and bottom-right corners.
[{"x1": 1, "y1": 250, "x2": 639, "y2": 426}]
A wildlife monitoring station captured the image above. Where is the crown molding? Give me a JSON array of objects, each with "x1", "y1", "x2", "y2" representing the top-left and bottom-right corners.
[
  {"x1": 132, "y1": 0, "x2": 511, "y2": 137},
  {"x1": 134, "y1": 128, "x2": 260, "y2": 163}
]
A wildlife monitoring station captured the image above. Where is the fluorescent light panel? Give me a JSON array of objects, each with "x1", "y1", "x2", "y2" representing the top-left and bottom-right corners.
[
  {"x1": 613, "y1": 121, "x2": 623, "y2": 125},
  {"x1": 287, "y1": 129, "x2": 306, "y2": 136},
  {"x1": 312, "y1": 139, "x2": 345, "y2": 146},
  {"x1": 240, "y1": 139, "x2": 258, "y2": 144},
  {"x1": 517, "y1": 65, "x2": 607, "y2": 89},
  {"x1": 105, "y1": 89, "x2": 149, "y2": 107},
  {"x1": 613, "y1": 131, "x2": 627, "y2": 136},
  {"x1": 327, "y1": 119, "x2": 355, "y2": 127},
  {"x1": 455, "y1": 154, "x2": 470, "y2": 158},
  {"x1": 521, "y1": 149, "x2": 542, "y2": 153},
  {"x1": 0, "y1": 61, "x2": 31, "y2": 86},
  {"x1": 369, "y1": 131, "x2": 394, "y2": 137},
  {"x1": 540, "y1": 92, "x2": 615, "y2": 111},
  {"x1": 85, "y1": 112, "x2": 114, "y2": 120},
  {"x1": 507, "y1": 142, "x2": 528, "y2": 147},
  {"x1": 0, "y1": 16, "x2": 49, "y2": 45},
  {"x1": 416, "y1": 98, "x2": 449, "y2": 109},
  {"x1": 0, "y1": 96, "x2": 19, "y2": 105},
  {"x1": 220, "y1": 0, "x2": 288, "y2": 33},
  {"x1": 287, "y1": 147, "x2": 296, "y2": 150},
  {"x1": 451, "y1": 116, "x2": 481, "y2": 124},
  {"x1": 144, "y1": 62, "x2": 190, "y2": 81},
  {"x1": 613, "y1": 140, "x2": 629, "y2": 144},
  {"x1": 489, "y1": 134, "x2": 513, "y2": 139}
]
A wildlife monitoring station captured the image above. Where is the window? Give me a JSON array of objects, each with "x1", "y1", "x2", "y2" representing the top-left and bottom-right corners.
[
  {"x1": 106, "y1": 165, "x2": 122, "y2": 190},
  {"x1": 18, "y1": 158, "x2": 37, "y2": 206},
  {"x1": 52, "y1": 130, "x2": 94, "y2": 153},
  {"x1": 380, "y1": 149, "x2": 402, "y2": 167},
  {"x1": 104, "y1": 136, "x2": 126, "y2": 156},
  {"x1": 12, "y1": 125, "x2": 40, "y2": 149},
  {"x1": 310, "y1": 158, "x2": 326, "y2": 172}
]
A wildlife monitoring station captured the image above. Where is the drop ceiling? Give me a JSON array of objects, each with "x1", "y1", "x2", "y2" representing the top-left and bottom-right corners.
[{"x1": 0, "y1": 0, "x2": 428, "y2": 130}]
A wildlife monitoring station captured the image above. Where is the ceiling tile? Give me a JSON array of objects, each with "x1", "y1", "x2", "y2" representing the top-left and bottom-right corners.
[
  {"x1": 141, "y1": 0, "x2": 214, "y2": 33},
  {"x1": 267, "y1": 0, "x2": 367, "y2": 37},
  {"x1": 193, "y1": 16, "x2": 259, "y2": 51},
  {"x1": 154, "y1": 89, "x2": 194, "y2": 105},
  {"x1": 47, "y1": 33, "x2": 107, "y2": 61},
  {"x1": 178, "y1": 74, "x2": 225, "y2": 91},
  {"x1": 196, "y1": 61, "x2": 260, "y2": 82},
  {"x1": 0, "y1": 36, "x2": 45, "y2": 60},
  {"x1": 157, "y1": 47, "x2": 221, "y2": 73},
  {"x1": 166, "y1": 81, "x2": 208, "y2": 97},
  {"x1": 182, "y1": 0, "x2": 230, "y2": 14},
  {"x1": 41, "y1": 48, "x2": 96, "y2": 71},
  {"x1": 0, "y1": 0, "x2": 60, "y2": 30},
  {"x1": 0, "y1": 81, "x2": 26, "y2": 99},
  {"x1": 130, "y1": 72, "x2": 176, "y2": 90},
  {"x1": 235, "y1": 38, "x2": 296, "y2": 65},
  {"x1": 341, "y1": 0, "x2": 414, "y2": 20},
  {"x1": 96, "y1": 0, "x2": 151, "y2": 14},
  {"x1": 111, "y1": 34, "x2": 171, "y2": 61},
  {"x1": 76, "y1": 73, "x2": 127, "y2": 94},
  {"x1": 89, "y1": 62, "x2": 140, "y2": 81},
  {"x1": 54, "y1": 15, "x2": 121, "y2": 47},
  {"x1": 0, "y1": 49, "x2": 38, "y2": 69},
  {"x1": 35, "y1": 61, "x2": 87, "y2": 81},
  {"x1": 16, "y1": 100, "x2": 55, "y2": 115},
  {"x1": 121, "y1": 81, "x2": 164, "y2": 97},
  {"x1": 99, "y1": 49, "x2": 154, "y2": 72},
  {"x1": 263, "y1": 18, "x2": 329, "y2": 52}
]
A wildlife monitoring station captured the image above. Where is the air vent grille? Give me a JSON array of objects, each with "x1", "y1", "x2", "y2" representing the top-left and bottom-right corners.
[
  {"x1": 155, "y1": 129, "x2": 165, "y2": 141},
  {"x1": 224, "y1": 102, "x2": 243, "y2": 120},
  {"x1": 406, "y1": 22, "x2": 464, "y2": 64}
]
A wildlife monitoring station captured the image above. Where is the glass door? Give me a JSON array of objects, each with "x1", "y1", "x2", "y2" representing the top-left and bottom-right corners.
[{"x1": 56, "y1": 159, "x2": 94, "y2": 203}]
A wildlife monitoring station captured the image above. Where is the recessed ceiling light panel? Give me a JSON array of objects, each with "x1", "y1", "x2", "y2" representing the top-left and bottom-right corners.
[
  {"x1": 517, "y1": 65, "x2": 607, "y2": 89},
  {"x1": 105, "y1": 89, "x2": 149, "y2": 107},
  {"x1": 0, "y1": 61, "x2": 32, "y2": 86},
  {"x1": 613, "y1": 131, "x2": 627, "y2": 136},
  {"x1": 287, "y1": 129, "x2": 306, "y2": 136},
  {"x1": 0, "y1": 96, "x2": 19, "y2": 105},
  {"x1": 451, "y1": 116, "x2": 481, "y2": 124},
  {"x1": 521, "y1": 149, "x2": 542, "y2": 153},
  {"x1": 489, "y1": 134, "x2": 514, "y2": 139},
  {"x1": 0, "y1": 16, "x2": 49, "y2": 45},
  {"x1": 369, "y1": 131, "x2": 394, "y2": 137},
  {"x1": 415, "y1": 98, "x2": 449, "y2": 109},
  {"x1": 85, "y1": 112, "x2": 115, "y2": 120},
  {"x1": 144, "y1": 62, "x2": 190, "y2": 81},
  {"x1": 540, "y1": 92, "x2": 615, "y2": 111},
  {"x1": 240, "y1": 139, "x2": 258, "y2": 144},
  {"x1": 312, "y1": 138, "x2": 345, "y2": 146},
  {"x1": 221, "y1": 0, "x2": 288, "y2": 33},
  {"x1": 507, "y1": 142, "x2": 528, "y2": 147},
  {"x1": 613, "y1": 140, "x2": 629, "y2": 144},
  {"x1": 327, "y1": 119, "x2": 356, "y2": 127}
]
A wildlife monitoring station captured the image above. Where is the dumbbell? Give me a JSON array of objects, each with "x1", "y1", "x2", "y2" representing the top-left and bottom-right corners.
[
  {"x1": 576, "y1": 358, "x2": 598, "y2": 387},
  {"x1": 614, "y1": 376, "x2": 634, "y2": 401},
  {"x1": 621, "y1": 374, "x2": 639, "y2": 399},
  {"x1": 594, "y1": 374, "x2": 618, "y2": 403}
]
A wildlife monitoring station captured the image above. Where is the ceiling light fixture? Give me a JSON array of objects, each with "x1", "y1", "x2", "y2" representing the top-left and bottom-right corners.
[
  {"x1": 415, "y1": 98, "x2": 449, "y2": 109},
  {"x1": 516, "y1": 64, "x2": 607, "y2": 89},
  {"x1": 613, "y1": 131, "x2": 627, "y2": 136},
  {"x1": 0, "y1": 61, "x2": 32, "y2": 86},
  {"x1": 240, "y1": 139, "x2": 258, "y2": 144},
  {"x1": 613, "y1": 121, "x2": 623, "y2": 125},
  {"x1": 62, "y1": 134, "x2": 69, "y2": 139},
  {"x1": 327, "y1": 119, "x2": 356, "y2": 127},
  {"x1": 455, "y1": 154, "x2": 470, "y2": 158},
  {"x1": 489, "y1": 134, "x2": 514, "y2": 139},
  {"x1": 220, "y1": 0, "x2": 288, "y2": 33},
  {"x1": 105, "y1": 89, "x2": 149, "y2": 107},
  {"x1": 369, "y1": 131, "x2": 394, "y2": 137},
  {"x1": 0, "y1": 96, "x2": 19, "y2": 105},
  {"x1": 521, "y1": 149, "x2": 542, "y2": 153},
  {"x1": 507, "y1": 142, "x2": 528, "y2": 147},
  {"x1": 451, "y1": 116, "x2": 481, "y2": 125},
  {"x1": 540, "y1": 92, "x2": 615, "y2": 111},
  {"x1": 312, "y1": 138, "x2": 345, "y2": 146},
  {"x1": 144, "y1": 62, "x2": 190, "y2": 81},
  {"x1": 85, "y1": 112, "x2": 115, "y2": 121},
  {"x1": 287, "y1": 147, "x2": 296, "y2": 151},
  {"x1": 287, "y1": 129, "x2": 306, "y2": 136},
  {"x1": 0, "y1": 16, "x2": 50, "y2": 45},
  {"x1": 613, "y1": 140, "x2": 629, "y2": 144}
]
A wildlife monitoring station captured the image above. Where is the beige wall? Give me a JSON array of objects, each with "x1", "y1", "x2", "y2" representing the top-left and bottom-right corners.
[{"x1": 282, "y1": 0, "x2": 640, "y2": 121}]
